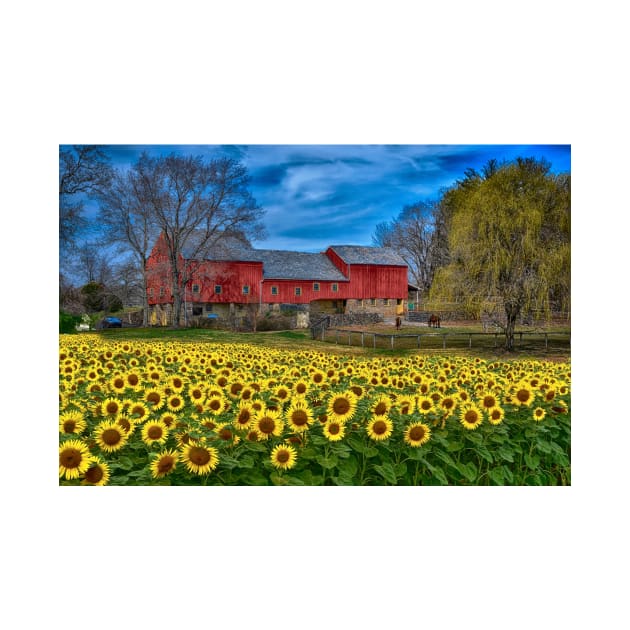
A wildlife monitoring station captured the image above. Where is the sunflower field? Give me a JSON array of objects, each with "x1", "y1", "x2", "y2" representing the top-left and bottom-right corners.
[{"x1": 59, "y1": 335, "x2": 570, "y2": 485}]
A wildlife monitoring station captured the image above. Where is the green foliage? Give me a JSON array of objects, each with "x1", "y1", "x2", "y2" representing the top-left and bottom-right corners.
[
  {"x1": 59, "y1": 311, "x2": 82, "y2": 334},
  {"x1": 430, "y1": 158, "x2": 570, "y2": 349}
]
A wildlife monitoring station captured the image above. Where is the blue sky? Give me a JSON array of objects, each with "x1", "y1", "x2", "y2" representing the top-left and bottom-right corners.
[{"x1": 88, "y1": 144, "x2": 570, "y2": 252}]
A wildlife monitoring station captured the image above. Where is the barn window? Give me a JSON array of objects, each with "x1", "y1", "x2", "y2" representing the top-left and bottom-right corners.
[
  {"x1": 295, "y1": 287, "x2": 302, "y2": 296},
  {"x1": 148, "y1": 288, "x2": 154, "y2": 297},
  {"x1": 331, "y1": 283, "x2": 338, "y2": 292},
  {"x1": 370, "y1": 298, "x2": 376, "y2": 306},
  {"x1": 357, "y1": 299, "x2": 364, "y2": 308},
  {"x1": 159, "y1": 287, "x2": 165, "y2": 297},
  {"x1": 242, "y1": 285, "x2": 250, "y2": 295},
  {"x1": 383, "y1": 299, "x2": 390, "y2": 306},
  {"x1": 313, "y1": 282, "x2": 320, "y2": 292},
  {"x1": 192, "y1": 284, "x2": 200, "y2": 294},
  {"x1": 214, "y1": 285, "x2": 222, "y2": 294},
  {"x1": 205, "y1": 304, "x2": 213, "y2": 312},
  {"x1": 271, "y1": 286, "x2": 278, "y2": 296},
  {"x1": 192, "y1": 306, "x2": 203, "y2": 316},
  {"x1": 397, "y1": 299, "x2": 403, "y2": 306}
]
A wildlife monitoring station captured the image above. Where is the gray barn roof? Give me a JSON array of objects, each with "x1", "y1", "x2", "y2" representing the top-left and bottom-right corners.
[
  {"x1": 255, "y1": 250, "x2": 347, "y2": 281},
  {"x1": 329, "y1": 245, "x2": 407, "y2": 266}
]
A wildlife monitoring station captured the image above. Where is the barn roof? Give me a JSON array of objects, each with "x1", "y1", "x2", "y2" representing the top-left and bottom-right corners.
[
  {"x1": 328, "y1": 245, "x2": 407, "y2": 266},
  {"x1": 255, "y1": 250, "x2": 348, "y2": 281},
  {"x1": 181, "y1": 232, "x2": 258, "y2": 261}
]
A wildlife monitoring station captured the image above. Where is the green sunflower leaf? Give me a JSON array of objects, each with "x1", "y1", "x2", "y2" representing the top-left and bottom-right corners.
[{"x1": 373, "y1": 462, "x2": 397, "y2": 485}]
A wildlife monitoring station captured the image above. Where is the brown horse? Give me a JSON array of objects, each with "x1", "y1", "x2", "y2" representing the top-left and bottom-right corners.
[
  {"x1": 428, "y1": 314, "x2": 441, "y2": 328},
  {"x1": 395, "y1": 316, "x2": 402, "y2": 330}
]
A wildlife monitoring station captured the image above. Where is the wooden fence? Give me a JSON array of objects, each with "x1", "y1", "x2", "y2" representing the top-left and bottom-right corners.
[{"x1": 318, "y1": 328, "x2": 571, "y2": 352}]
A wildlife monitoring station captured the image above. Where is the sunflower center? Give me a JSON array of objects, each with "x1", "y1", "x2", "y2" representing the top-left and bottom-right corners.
[
  {"x1": 158, "y1": 456, "x2": 175, "y2": 473},
  {"x1": 373, "y1": 420, "x2": 387, "y2": 435},
  {"x1": 132, "y1": 406, "x2": 145, "y2": 417},
  {"x1": 258, "y1": 417, "x2": 275, "y2": 434},
  {"x1": 147, "y1": 392, "x2": 160, "y2": 404},
  {"x1": 209, "y1": 400, "x2": 222, "y2": 411},
  {"x1": 128, "y1": 374, "x2": 139, "y2": 386},
  {"x1": 276, "y1": 450, "x2": 290, "y2": 463},
  {"x1": 483, "y1": 396, "x2": 496, "y2": 408},
  {"x1": 374, "y1": 402, "x2": 388, "y2": 415},
  {"x1": 219, "y1": 428, "x2": 232, "y2": 440},
  {"x1": 106, "y1": 402, "x2": 119, "y2": 414},
  {"x1": 148, "y1": 426, "x2": 163, "y2": 439},
  {"x1": 332, "y1": 398, "x2": 350, "y2": 415},
  {"x1": 516, "y1": 389, "x2": 531, "y2": 402},
  {"x1": 442, "y1": 398, "x2": 454, "y2": 409},
  {"x1": 409, "y1": 426, "x2": 426, "y2": 441},
  {"x1": 420, "y1": 401, "x2": 432, "y2": 411},
  {"x1": 464, "y1": 410, "x2": 478, "y2": 424},
  {"x1": 171, "y1": 397, "x2": 182, "y2": 407},
  {"x1": 328, "y1": 422, "x2": 340, "y2": 435},
  {"x1": 189, "y1": 447, "x2": 211, "y2": 465},
  {"x1": 238, "y1": 410, "x2": 251, "y2": 424},
  {"x1": 291, "y1": 410, "x2": 308, "y2": 426},
  {"x1": 102, "y1": 428, "x2": 122, "y2": 445},
  {"x1": 296, "y1": 383, "x2": 307, "y2": 394},
  {"x1": 491, "y1": 410, "x2": 501, "y2": 420},
  {"x1": 118, "y1": 418, "x2": 131, "y2": 432},
  {"x1": 60, "y1": 448, "x2": 82, "y2": 468},
  {"x1": 85, "y1": 465, "x2": 104, "y2": 483},
  {"x1": 113, "y1": 378, "x2": 124, "y2": 389},
  {"x1": 63, "y1": 420, "x2": 77, "y2": 432}
]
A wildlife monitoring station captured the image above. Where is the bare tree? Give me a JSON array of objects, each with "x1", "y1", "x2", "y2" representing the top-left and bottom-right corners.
[
  {"x1": 133, "y1": 153, "x2": 265, "y2": 327},
  {"x1": 59, "y1": 145, "x2": 112, "y2": 252},
  {"x1": 373, "y1": 200, "x2": 446, "y2": 296},
  {"x1": 97, "y1": 167, "x2": 161, "y2": 326}
]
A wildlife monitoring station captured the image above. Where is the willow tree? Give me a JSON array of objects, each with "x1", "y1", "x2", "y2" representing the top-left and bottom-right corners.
[{"x1": 430, "y1": 157, "x2": 570, "y2": 350}]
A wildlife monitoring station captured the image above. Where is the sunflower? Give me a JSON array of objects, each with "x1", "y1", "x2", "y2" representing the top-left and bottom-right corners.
[
  {"x1": 479, "y1": 392, "x2": 499, "y2": 410},
  {"x1": 487, "y1": 406, "x2": 505, "y2": 425},
  {"x1": 59, "y1": 439, "x2": 94, "y2": 480},
  {"x1": 127, "y1": 401, "x2": 150, "y2": 422},
  {"x1": 141, "y1": 420, "x2": 169, "y2": 446},
  {"x1": 101, "y1": 397, "x2": 123, "y2": 417},
  {"x1": 416, "y1": 395, "x2": 435, "y2": 415},
  {"x1": 270, "y1": 444, "x2": 297, "y2": 470},
  {"x1": 168, "y1": 375, "x2": 187, "y2": 392},
  {"x1": 144, "y1": 387, "x2": 167, "y2": 410},
  {"x1": 160, "y1": 411, "x2": 178, "y2": 428},
  {"x1": 123, "y1": 370, "x2": 143, "y2": 391},
  {"x1": 286, "y1": 399, "x2": 314, "y2": 433},
  {"x1": 273, "y1": 385, "x2": 291, "y2": 403},
  {"x1": 116, "y1": 413, "x2": 136, "y2": 435},
  {"x1": 59, "y1": 411, "x2": 87, "y2": 435},
  {"x1": 310, "y1": 369, "x2": 326, "y2": 386},
  {"x1": 82, "y1": 457, "x2": 111, "y2": 486},
  {"x1": 293, "y1": 379, "x2": 310, "y2": 398},
  {"x1": 94, "y1": 420, "x2": 129, "y2": 452},
  {"x1": 323, "y1": 418, "x2": 346, "y2": 441},
  {"x1": 396, "y1": 394, "x2": 416, "y2": 416},
  {"x1": 513, "y1": 382, "x2": 535, "y2": 407},
  {"x1": 234, "y1": 401, "x2": 255, "y2": 431},
  {"x1": 366, "y1": 416, "x2": 393, "y2": 441},
  {"x1": 326, "y1": 390, "x2": 358, "y2": 423},
  {"x1": 533, "y1": 407, "x2": 546, "y2": 422},
  {"x1": 438, "y1": 395, "x2": 457, "y2": 417},
  {"x1": 206, "y1": 393, "x2": 227, "y2": 416},
  {"x1": 150, "y1": 449, "x2": 179, "y2": 478},
  {"x1": 109, "y1": 374, "x2": 127, "y2": 394},
  {"x1": 459, "y1": 404, "x2": 483, "y2": 430},
  {"x1": 252, "y1": 408, "x2": 284, "y2": 440},
  {"x1": 166, "y1": 393, "x2": 186, "y2": 413},
  {"x1": 371, "y1": 394, "x2": 392, "y2": 417},
  {"x1": 404, "y1": 422, "x2": 431, "y2": 447},
  {"x1": 180, "y1": 441, "x2": 219, "y2": 475}
]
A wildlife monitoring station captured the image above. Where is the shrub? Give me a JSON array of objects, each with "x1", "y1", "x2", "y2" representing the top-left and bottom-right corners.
[{"x1": 60, "y1": 311, "x2": 82, "y2": 334}]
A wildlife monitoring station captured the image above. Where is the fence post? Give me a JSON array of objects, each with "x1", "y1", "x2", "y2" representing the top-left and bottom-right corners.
[
  {"x1": 443, "y1": 334, "x2": 446, "y2": 350},
  {"x1": 348, "y1": 333, "x2": 351, "y2": 345},
  {"x1": 361, "y1": 332, "x2": 364, "y2": 347},
  {"x1": 373, "y1": 334, "x2": 376, "y2": 349},
  {"x1": 417, "y1": 335, "x2": 421, "y2": 349},
  {"x1": 545, "y1": 333, "x2": 548, "y2": 350},
  {"x1": 469, "y1": 334, "x2": 472, "y2": 348},
  {"x1": 335, "y1": 330, "x2": 339, "y2": 344}
]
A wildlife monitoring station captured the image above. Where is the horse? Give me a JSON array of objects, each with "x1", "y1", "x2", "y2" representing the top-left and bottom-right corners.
[
  {"x1": 428, "y1": 314, "x2": 441, "y2": 328},
  {"x1": 395, "y1": 316, "x2": 402, "y2": 331}
]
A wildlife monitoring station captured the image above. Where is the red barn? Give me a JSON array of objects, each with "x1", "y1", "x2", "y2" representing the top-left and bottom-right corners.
[{"x1": 146, "y1": 232, "x2": 409, "y2": 326}]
